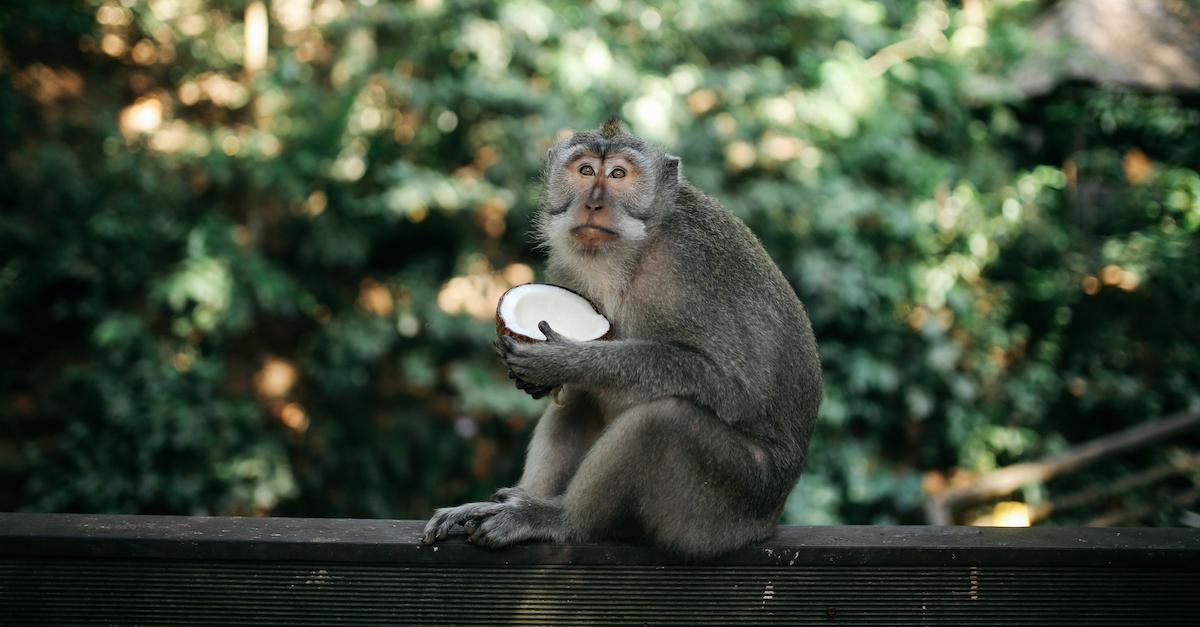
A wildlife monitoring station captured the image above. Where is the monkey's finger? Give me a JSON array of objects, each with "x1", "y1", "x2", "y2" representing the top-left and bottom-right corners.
[
  {"x1": 506, "y1": 356, "x2": 546, "y2": 380},
  {"x1": 524, "y1": 385, "x2": 552, "y2": 398},
  {"x1": 510, "y1": 367, "x2": 538, "y2": 383},
  {"x1": 497, "y1": 336, "x2": 522, "y2": 358},
  {"x1": 537, "y1": 320, "x2": 566, "y2": 343},
  {"x1": 510, "y1": 344, "x2": 542, "y2": 367}
]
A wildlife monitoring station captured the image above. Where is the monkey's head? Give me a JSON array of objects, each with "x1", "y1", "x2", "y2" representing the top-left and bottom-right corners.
[{"x1": 538, "y1": 117, "x2": 680, "y2": 255}]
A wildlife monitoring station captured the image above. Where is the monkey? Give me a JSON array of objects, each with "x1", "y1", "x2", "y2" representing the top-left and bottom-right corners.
[{"x1": 423, "y1": 117, "x2": 822, "y2": 557}]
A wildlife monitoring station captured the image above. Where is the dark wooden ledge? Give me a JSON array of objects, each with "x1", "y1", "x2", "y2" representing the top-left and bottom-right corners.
[
  {"x1": 0, "y1": 513, "x2": 1197, "y2": 567},
  {"x1": 1, "y1": 513, "x2": 1198, "y2": 625}
]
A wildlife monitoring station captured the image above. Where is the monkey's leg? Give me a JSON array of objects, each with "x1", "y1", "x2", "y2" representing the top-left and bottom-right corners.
[
  {"x1": 466, "y1": 398, "x2": 779, "y2": 556},
  {"x1": 422, "y1": 393, "x2": 601, "y2": 544},
  {"x1": 516, "y1": 391, "x2": 604, "y2": 498}
]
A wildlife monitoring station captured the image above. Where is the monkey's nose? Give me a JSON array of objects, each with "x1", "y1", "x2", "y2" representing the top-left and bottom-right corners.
[{"x1": 585, "y1": 201, "x2": 604, "y2": 212}]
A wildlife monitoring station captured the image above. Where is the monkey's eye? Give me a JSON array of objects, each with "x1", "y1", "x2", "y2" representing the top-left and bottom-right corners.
[
  {"x1": 578, "y1": 164, "x2": 595, "y2": 176},
  {"x1": 609, "y1": 167, "x2": 626, "y2": 179}
]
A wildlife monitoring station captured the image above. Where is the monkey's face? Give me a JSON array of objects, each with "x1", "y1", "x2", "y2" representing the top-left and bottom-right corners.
[
  {"x1": 561, "y1": 151, "x2": 642, "y2": 250},
  {"x1": 541, "y1": 142, "x2": 662, "y2": 256}
]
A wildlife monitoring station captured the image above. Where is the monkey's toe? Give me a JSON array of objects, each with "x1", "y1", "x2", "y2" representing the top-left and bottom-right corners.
[
  {"x1": 467, "y1": 508, "x2": 547, "y2": 549},
  {"x1": 490, "y1": 487, "x2": 525, "y2": 502},
  {"x1": 467, "y1": 519, "x2": 505, "y2": 548},
  {"x1": 423, "y1": 508, "x2": 464, "y2": 544},
  {"x1": 421, "y1": 513, "x2": 448, "y2": 544}
]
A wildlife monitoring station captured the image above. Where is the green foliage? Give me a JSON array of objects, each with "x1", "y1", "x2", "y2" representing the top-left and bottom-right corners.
[{"x1": 2, "y1": 0, "x2": 1197, "y2": 525}]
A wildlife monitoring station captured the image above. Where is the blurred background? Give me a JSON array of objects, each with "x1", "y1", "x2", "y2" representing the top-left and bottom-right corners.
[{"x1": 2, "y1": 0, "x2": 1199, "y2": 528}]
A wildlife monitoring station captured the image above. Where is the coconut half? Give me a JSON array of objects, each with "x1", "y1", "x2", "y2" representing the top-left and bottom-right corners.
[{"x1": 496, "y1": 283, "x2": 612, "y2": 343}]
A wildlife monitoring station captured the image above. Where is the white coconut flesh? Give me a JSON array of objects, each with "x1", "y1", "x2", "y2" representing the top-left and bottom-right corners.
[{"x1": 499, "y1": 284, "x2": 610, "y2": 342}]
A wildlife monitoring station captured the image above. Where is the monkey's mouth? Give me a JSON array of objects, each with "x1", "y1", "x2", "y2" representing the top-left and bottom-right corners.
[{"x1": 570, "y1": 225, "x2": 618, "y2": 248}]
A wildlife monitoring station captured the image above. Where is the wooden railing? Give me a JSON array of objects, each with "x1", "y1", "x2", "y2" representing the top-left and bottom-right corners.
[
  {"x1": 925, "y1": 409, "x2": 1200, "y2": 526},
  {"x1": 1, "y1": 513, "x2": 1197, "y2": 625}
]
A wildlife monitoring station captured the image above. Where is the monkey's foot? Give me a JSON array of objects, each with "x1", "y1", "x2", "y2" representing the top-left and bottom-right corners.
[
  {"x1": 463, "y1": 492, "x2": 561, "y2": 549},
  {"x1": 422, "y1": 501, "x2": 507, "y2": 544}
]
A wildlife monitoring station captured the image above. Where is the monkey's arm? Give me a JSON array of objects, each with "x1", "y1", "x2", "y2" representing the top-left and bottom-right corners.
[{"x1": 497, "y1": 322, "x2": 752, "y2": 424}]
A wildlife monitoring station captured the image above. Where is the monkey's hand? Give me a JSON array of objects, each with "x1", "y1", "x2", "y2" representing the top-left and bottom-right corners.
[
  {"x1": 507, "y1": 370, "x2": 554, "y2": 400},
  {"x1": 495, "y1": 321, "x2": 578, "y2": 389}
]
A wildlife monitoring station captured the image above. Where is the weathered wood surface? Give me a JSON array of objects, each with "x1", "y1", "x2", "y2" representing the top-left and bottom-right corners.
[{"x1": 1, "y1": 513, "x2": 1198, "y2": 625}]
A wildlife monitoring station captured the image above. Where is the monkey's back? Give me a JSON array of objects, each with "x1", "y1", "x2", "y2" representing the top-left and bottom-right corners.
[{"x1": 642, "y1": 185, "x2": 822, "y2": 472}]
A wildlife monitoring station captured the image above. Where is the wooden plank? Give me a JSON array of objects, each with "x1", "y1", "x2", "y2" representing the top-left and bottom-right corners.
[
  {"x1": 0, "y1": 513, "x2": 1196, "y2": 567},
  {"x1": 1, "y1": 514, "x2": 1197, "y2": 625}
]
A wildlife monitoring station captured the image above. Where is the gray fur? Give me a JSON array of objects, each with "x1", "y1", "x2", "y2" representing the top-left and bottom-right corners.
[{"x1": 424, "y1": 120, "x2": 822, "y2": 557}]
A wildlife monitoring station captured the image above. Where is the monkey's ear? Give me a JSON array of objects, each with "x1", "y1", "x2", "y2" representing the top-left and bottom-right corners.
[
  {"x1": 663, "y1": 154, "x2": 682, "y2": 183},
  {"x1": 655, "y1": 155, "x2": 683, "y2": 207}
]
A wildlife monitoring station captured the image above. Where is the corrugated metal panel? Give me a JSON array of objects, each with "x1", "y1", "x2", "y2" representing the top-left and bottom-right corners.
[{"x1": 2, "y1": 559, "x2": 1196, "y2": 625}]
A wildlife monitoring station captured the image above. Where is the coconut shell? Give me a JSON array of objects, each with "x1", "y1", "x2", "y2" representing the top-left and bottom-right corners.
[{"x1": 495, "y1": 283, "x2": 614, "y2": 343}]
